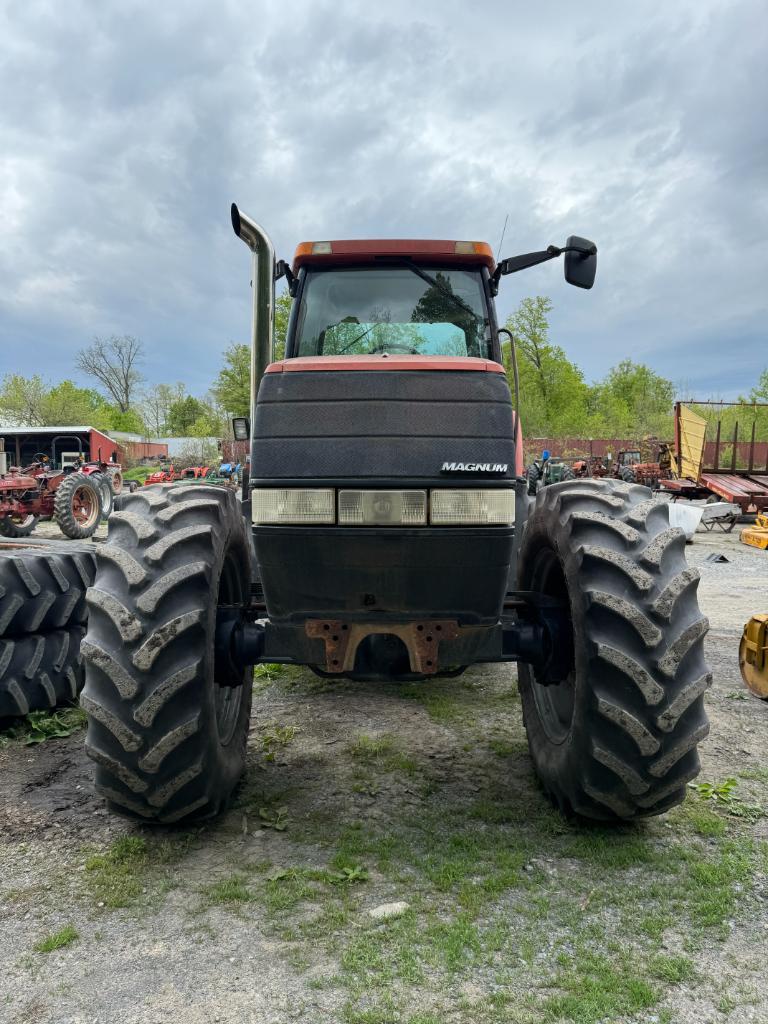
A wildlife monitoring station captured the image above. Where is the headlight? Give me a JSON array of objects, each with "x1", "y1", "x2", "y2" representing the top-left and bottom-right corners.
[
  {"x1": 338, "y1": 490, "x2": 427, "y2": 525},
  {"x1": 252, "y1": 488, "x2": 335, "y2": 524},
  {"x1": 430, "y1": 489, "x2": 514, "y2": 525}
]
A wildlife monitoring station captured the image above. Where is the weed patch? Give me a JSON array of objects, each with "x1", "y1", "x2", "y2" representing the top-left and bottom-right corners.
[
  {"x1": 34, "y1": 924, "x2": 79, "y2": 953},
  {"x1": 347, "y1": 733, "x2": 416, "y2": 774},
  {"x1": 84, "y1": 834, "x2": 190, "y2": 909},
  {"x1": 201, "y1": 874, "x2": 256, "y2": 905},
  {"x1": 1, "y1": 707, "x2": 85, "y2": 746}
]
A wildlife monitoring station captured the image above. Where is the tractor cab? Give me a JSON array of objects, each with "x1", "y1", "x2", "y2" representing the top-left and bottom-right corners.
[{"x1": 286, "y1": 239, "x2": 498, "y2": 361}]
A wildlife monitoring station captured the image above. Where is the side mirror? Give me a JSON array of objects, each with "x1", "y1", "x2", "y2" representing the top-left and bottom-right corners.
[
  {"x1": 232, "y1": 417, "x2": 250, "y2": 441},
  {"x1": 564, "y1": 236, "x2": 597, "y2": 290}
]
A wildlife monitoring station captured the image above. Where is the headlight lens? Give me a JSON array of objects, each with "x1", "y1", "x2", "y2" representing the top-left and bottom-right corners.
[
  {"x1": 252, "y1": 488, "x2": 335, "y2": 524},
  {"x1": 338, "y1": 490, "x2": 427, "y2": 525},
  {"x1": 430, "y1": 489, "x2": 514, "y2": 525}
]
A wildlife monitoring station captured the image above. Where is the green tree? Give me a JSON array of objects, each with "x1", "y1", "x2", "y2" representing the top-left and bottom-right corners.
[
  {"x1": 212, "y1": 344, "x2": 250, "y2": 417},
  {"x1": 106, "y1": 407, "x2": 147, "y2": 434},
  {"x1": 141, "y1": 383, "x2": 185, "y2": 436},
  {"x1": 274, "y1": 290, "x2": 291, "y2": 361},
  {"x1": 505, "y1": 296, "x2": 590, "y2": 436},
  {"x1": 212, "y1": 291, "x2": 292, "y2": 415},
  {"x1": 590, "y1": 359, "x2": 674, "y2": 437},
  {"x1": 166, "y1": 395, "x2": 223, "y2": 437},
  {"x1": 167, "y1": 396, "x2": 207, "y2": 435},
  {"x1": 750, "y1": 368, "x2": 768, "y2": 403},
  {"x1": 0, "y1": 374, "x2": 116, "y2": 428}
]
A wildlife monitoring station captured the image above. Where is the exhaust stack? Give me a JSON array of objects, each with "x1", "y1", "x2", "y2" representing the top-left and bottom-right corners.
[{"x1": 231, "y1": 203, "x2": 276, "y2": 415}]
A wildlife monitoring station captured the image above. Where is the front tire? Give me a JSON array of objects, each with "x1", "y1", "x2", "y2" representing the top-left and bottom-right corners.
[
  {"x1": 0, "y1": 513, "x2": 39, "y2": 538},
  {"x1": 517, "y1": 478, "x2": 710, "y2": 820},
  {"x1": 80, "y1": 484, "x2": 253, "y2": 823}
]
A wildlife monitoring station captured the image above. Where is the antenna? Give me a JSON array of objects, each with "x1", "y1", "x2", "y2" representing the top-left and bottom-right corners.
[{"x1": 495, "y1": 214, "x2": 509, "y2": 260}]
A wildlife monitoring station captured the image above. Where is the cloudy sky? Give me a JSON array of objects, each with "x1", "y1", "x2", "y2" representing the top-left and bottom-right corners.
[{"x1": 1, "y1": 0, "x2": 766, "y2": 400}]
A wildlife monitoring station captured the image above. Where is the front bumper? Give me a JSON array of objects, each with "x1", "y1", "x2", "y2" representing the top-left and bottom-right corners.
[{"x1": 253, "y1": 524, "x2": 513, "y2": 626}]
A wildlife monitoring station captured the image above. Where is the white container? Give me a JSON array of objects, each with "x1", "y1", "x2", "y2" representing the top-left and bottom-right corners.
[{"x1": 667, "y1": 502, "x2": 704, "y2": 541}]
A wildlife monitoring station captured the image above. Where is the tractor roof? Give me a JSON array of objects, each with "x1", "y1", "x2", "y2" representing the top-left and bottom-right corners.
[{"x1": 292, "y1": 239, "x2": 495, "y2": 273}]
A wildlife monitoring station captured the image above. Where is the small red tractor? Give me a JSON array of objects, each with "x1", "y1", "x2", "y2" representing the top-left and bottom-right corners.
[
  {"x1": 0, "y1": 460, "x2": 103, "y2": 539},
  {"x1": 613, "y1": 442, "x2": 673, "y2": 488},
  {"x1": 582, "y1": 443, "x2": 673, "y2": 489},
  {"x1": 80, "y1": 207, "x2": 710, "y2": 827},
  {"x1": 144, "y1": 464, "x2": 177, "y2": 485}
]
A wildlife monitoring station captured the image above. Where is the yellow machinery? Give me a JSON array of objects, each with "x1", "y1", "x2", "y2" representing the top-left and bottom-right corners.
[
  {"x1": 740, "y1": 512, "x2": 768, "y2": 550},
  {"x1": 740, "y1": 614, "x2": 768, "y2": 698}
]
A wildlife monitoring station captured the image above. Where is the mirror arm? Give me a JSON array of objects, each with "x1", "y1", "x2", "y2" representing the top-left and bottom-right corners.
[
  {"x1": 490, "y1": 240, "x2": 597, "y2": 294},
  {"x1": 275, "y1": 259, "x2": 298, "y2": 296}
]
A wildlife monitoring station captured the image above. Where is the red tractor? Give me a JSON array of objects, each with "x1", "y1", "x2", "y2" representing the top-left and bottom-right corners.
[
  {"x1": 144, "y1": 464, "x2": 177, "y2": 485},
  {"x1": 80, "y1": 207, "x2": 710, "y2": 827},
  {"x1": 0, "y1": 460, "x2": 103, "y2": 539},
  {"x1": 613, "y1": 442, "x2": 673, "y2": 489}
]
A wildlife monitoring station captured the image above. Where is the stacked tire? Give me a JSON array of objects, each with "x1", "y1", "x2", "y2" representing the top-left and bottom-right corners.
[{"x1": 0, "y1": 540, "x2": 97, "y2": 718}]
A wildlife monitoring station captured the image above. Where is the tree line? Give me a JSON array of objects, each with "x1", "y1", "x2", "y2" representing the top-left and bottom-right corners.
[{"x1": 2, "y1": 292, "x2": 765, "y2": 445}]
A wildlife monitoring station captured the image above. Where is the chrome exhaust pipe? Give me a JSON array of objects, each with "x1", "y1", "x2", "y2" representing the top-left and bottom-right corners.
[{"x1": 231, "y1": 203, "x2": 275, "y2": 416}]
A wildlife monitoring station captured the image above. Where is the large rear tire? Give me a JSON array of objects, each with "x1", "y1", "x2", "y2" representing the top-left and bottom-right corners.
[
  {"x1": 54, "y1": 474, "x2": 102, "y2": 539},
  {"x1": 80, "y1": 484, "x2": 253, "y2": 823},
  {"x1": 517, "y1": 478, "x2": 710, "y2": 820}
]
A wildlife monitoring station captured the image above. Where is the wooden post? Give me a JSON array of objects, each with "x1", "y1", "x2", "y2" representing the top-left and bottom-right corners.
[
  {"x1": 713, "y1": 420, "x2": 721, "y2": 471},
  {"x1": 749, "y1": 419, "x2": 756, "y2": 473},
  {"x1": 731, "y1": 421, "x2": 738, "y2": 472}
]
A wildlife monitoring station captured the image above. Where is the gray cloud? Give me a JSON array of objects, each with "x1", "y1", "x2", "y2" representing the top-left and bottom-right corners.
[{"x1": 0, "y1": 0, "x2": 765, "y2": 399}]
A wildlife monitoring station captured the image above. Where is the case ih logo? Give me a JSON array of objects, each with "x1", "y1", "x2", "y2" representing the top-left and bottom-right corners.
[{"x1": 441, "y1": 462, "x2": 508, "y2": 474}]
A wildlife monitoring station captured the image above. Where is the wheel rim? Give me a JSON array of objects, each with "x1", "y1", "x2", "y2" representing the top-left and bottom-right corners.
[
  {"x1": 214, "y1": 547, "x2": 245, "y2": 744},
  {"x1": 528, "y1": 546, "x2": 576, "y2": 744},
  {"x1": 73, "y1": 487, "x2": 99, "y2": 529}
]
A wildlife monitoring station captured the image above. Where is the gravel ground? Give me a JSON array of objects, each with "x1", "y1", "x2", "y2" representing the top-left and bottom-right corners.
[{"x1": 1, "y1": 524, "x2": 766, "y2": 1024}]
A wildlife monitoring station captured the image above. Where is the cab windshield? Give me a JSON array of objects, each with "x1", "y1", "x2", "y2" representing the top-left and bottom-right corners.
[{"x1": 293, "y1": 266, "x2": 492, "y2": 358}]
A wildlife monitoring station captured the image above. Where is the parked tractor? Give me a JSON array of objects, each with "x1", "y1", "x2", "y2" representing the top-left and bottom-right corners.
[
  {"x1": 80, "y1": 207, "x2": 710, "y2": 826},
  {"x1": 0, "y1": 460, "x2": 103, "y2": 539},
  {"x1": 613, "y1": 441, "x2": 673, "y2": 488},
  {"x1": 144, "y1": 464, "x2": 177, "y2": 485},
  {"x1": 527, "y1": 451, "x2": 575, "y2": 494}
]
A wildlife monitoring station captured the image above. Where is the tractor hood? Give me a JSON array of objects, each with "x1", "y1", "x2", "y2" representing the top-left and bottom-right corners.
[{"x1": 250, "y1": 360, "x2": 521, "y2": 484}]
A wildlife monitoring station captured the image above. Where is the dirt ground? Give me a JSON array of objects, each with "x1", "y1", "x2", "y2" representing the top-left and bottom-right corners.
[{"x1": 1, "y1": 525, "x2": 767, "y2": 1024}]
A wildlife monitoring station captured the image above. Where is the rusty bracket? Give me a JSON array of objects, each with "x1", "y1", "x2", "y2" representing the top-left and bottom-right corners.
[{"x1": 305, "y1": 619, "x2": 460, "y2": 675}]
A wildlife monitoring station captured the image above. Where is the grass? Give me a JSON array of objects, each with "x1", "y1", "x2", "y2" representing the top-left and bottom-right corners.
[
  {"x1": 122, "y1": 466, "x2": 156, "y2": 482},
  {"x1": 347, "y1": 733, "x2": 417, "y2": 774},
  {"x1": 201, "y1": 874, "x2": 256, "y2": 905},
  {"x1": 399, "y1": 679, "x2": 479, "y2": 724},
  {"x1": 84, "y1": 834, "x2": 191, "y2": 909},
  {"x1": 34, "y1": 924, "x2": 79, "y2": 953},
  {"x1": 540, "y1": 949, "x2": 658, "y2": 1024}
]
